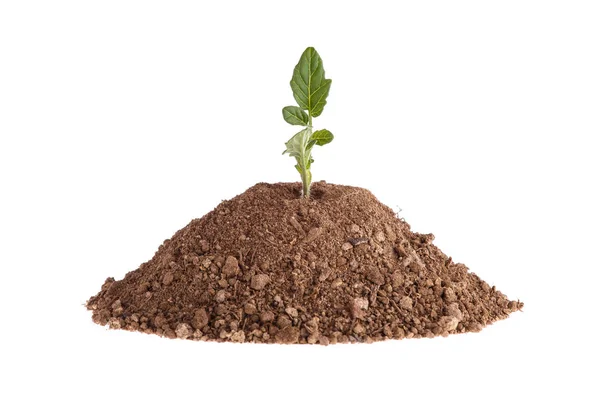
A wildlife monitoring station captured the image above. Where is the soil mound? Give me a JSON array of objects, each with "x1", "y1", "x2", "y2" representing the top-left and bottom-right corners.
[{"x1": 87, "y1": 182, "x2": 522, "y2": 344}]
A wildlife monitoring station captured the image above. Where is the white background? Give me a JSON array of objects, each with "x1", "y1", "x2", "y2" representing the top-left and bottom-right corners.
[{"x1": 1, "y1": 1, "x2": 599, "y2": 399}]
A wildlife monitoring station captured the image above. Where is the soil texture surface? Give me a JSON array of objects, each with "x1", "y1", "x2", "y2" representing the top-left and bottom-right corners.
[{"x1": 87, "y1": 182, "x2": 522, "y2": 344}]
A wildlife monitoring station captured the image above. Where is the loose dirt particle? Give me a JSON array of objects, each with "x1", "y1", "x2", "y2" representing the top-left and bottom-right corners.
[
  {"x1": 447, "y1": 303, "x2": 463, "y2": 320},
  {"x1": 108, "y1": 317, "x2": 121, "y2": 329},
  {"x1": 222, "y1": 256, "x2": 240, "y2": 277},
  {"x1": 275, "y1": 326, "x2": 299, "y2": 344},
  {"x1": 250, "y1": 274, "x2": 270, "y2": 290},
  {"x1": 394, "y1": 243, "x2": 408, "y2": 258},
  {"x1": 331, "y1": 278, "x2": 344, "y2": 288},
  {"x1": 349, "y1": 237, "x2": 368, "y2": 246},
  {"x1": 350, "y1": 297, "x2": 369, "y2": 319},
  {"x1": 304, "y1": 227, "x2": 322, "y2": 243},
  {"x1": 439, "y1": 316, "x2": 460, "y2": 333},
  {"x1": 277, "y1": 314, "x2": 291, "y2": 328},
  {"x1": 162, "y1": 272, "x2": 174, "y2": 286},
  {"x1": 191, "y1": 308, "x2": 209, "y2": 329},
  {"x1": 231, "y1": 331, "x2": 245, "y2": 343},
  {"x1": 215, "y1": 290, "x2": 227, "y2": 302},
  {"x1": 175, "y1": 323, "x2": 192, "y2": 339},
  {"x1": 198, "y1": 239, "x2": 210, "y2": 253},
  {"x1": 154, "y1": 315, "x2": 167, "y2": 328},
  {"x1": 444, "y1": 287, "x2": 458, "y2": 302},
  {"x1": 353, "y1": 323, "x2": 366, "y2": 334},
  {"x1": 400, "y1": 296, "x2": 413, "y2": 310},
  {"x1": 87, "y1": 182, "x2": 522, "y2": 344},
  {"x1": 260, "y1": 311, "x2": 275, "y2": 323},
  {"x1": 285, "y1": 307, "x2": 298, "y2": 318},
  {"x1": 244, "y1": 303, "x2": 257, "y2": 315},
  {"x1": 318, "y1": 266, "x2": 332, "y2": 282},
  {"x1": 366, "y1": 267, "x2": 385, "y2": 285},
  {"x1": 391, "y1": 270, "x2": 404, "y2": 288},
  {"x1": 289, "y1": 217, "x2": 305, "y2": 234}
]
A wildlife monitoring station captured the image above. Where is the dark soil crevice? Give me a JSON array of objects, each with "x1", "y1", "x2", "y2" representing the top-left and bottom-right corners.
[{"x1": 87, "y1": 182, "x2": 522, "y2": 344}]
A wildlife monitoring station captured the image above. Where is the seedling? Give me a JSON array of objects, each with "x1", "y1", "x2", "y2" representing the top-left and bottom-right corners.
[{"x1": 282, "y1": 47, "x2": 334, "y2": 198}]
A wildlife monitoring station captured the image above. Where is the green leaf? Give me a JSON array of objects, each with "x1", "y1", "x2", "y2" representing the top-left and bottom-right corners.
[
  {"x1": 282, "y1": 128, "x2": 310, "y2": 158},
  {"x1": 310, "y1": 129, "x2": 334, "y2": 146},
  {"x1": 282, "y1": 106, "x2": 309, "y2": 126},
  {"x1": 290, "y1": 47, "x2": 332, "y2": 118}
]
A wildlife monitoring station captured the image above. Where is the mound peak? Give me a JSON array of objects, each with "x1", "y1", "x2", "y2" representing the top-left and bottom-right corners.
[{"x1": 87, "y1": 182, "x2": 522, "y2": 344}]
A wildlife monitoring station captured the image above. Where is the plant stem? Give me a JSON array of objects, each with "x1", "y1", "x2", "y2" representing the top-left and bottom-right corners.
[
  {"x1": 301, "y1": 119, "x2": 313, "y2": 199},
  {"x1": 301, "y1": 168, "x2": 310, "y2": 199}
]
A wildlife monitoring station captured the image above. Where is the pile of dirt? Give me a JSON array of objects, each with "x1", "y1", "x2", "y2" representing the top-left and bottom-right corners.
[{"x1": 87, "y1": 182, "x2": 522, "y2": 344}]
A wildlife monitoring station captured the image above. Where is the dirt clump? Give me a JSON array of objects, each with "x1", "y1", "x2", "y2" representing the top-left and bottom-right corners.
[{"x1": 87, "y1": 182, "x2": 522, "y2": 344}]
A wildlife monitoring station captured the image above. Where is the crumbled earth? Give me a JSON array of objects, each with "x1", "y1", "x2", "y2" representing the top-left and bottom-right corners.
[{"x1": 87, "y1": 182, "x2": 522, "y2": 344}]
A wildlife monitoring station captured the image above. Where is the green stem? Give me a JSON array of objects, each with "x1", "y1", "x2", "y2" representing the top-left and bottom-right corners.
[
  {"x1": 301, "y1": 120, "x2": 313, "y2": 198},
  {"x1": 301, "y1": 168, "x2": 310, "y2": 198}
]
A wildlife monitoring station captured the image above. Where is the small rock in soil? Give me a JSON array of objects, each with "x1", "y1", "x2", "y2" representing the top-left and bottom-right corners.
[
  {"x1": 176, "y1": 323, "x2": 192, "y2": 339},
  {"x1": 438, "y1": 316, "x2": 460, "y2": 333},
  {"x1": 244, "y1": 303, "x2": 257, "y2": 315},
  {"x1": 199, "y1": 239, "x2": 210, "y2": 253},
  {"x1": 304, "y1": 227, "x2": 322, "y2": 243},
  {"x1": 350, "y1": 297, "x2": 369, "y2": 319},
  {"x1": 215, "y1": 290, "x2": 227, "y2": 302},
  {"x1": 162, "y1": 272, "x2": 174, "y2": 286},
  {"x1": 447, "y1": 303, "x2": 463, "y2": 320},
  {"x1": 275, "y1": 326, "x2": 299, "y2": 344},
  {"x1": 444, "y1": 287, "x2": 458, "y2": 302},
  {"x1": 277, "y1": 314, "x2": 292, "y2": 329},
  {"x1": 231, "y1": 331, "x2": 245, "y2": 343},
  {"x1": 222, "y1": 256, "x2": 240, "y2": 277},
  {"x1": 349, "y1": 237, "x2": 369, "y2": 246},
  {"x1": 366, "y1": 267, "x2": 385, "y2": 285},
  {"x1": 154, "y1": 315, "x2": 167, "y2": 328},
  {"x1": 191, "y1": 308, "x2": 209, "y2": 329},
  {"x1": 353, "y1": 323, "x2": 366, "y2": 335},
  {"x1": 251, "y1": 274, "x2": 270, "y2": 290},
  {"x1": 260, "y1": 311, "x2": 275, "y2": 323},
  {"x1": 285, "y1": 307, "x2": 298, "y2": 318},
  {"x1": 391, "y1": 270, "x2": 404, "y2": 288},
  {"x1": 400, "y1": 296, "x2": 413, "y2": 310}
]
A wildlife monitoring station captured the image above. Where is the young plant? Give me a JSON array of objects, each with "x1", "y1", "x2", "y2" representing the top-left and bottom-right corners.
[{"x1": 282, "y1": 47, "x2": 334, "y2": 198}]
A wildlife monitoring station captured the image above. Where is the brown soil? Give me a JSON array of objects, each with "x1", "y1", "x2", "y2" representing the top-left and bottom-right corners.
[{"x1": 87, "y1": 182, "x2": 522, "y2": 344}]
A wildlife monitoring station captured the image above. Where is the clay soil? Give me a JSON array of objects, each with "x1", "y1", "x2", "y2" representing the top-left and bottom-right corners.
[{"x1": 87, "y1": 182, "x2": 522, "y2": 344}]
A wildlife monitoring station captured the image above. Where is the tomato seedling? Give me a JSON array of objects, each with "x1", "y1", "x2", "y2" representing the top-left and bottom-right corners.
[{"x1": 282, "y1": 47, "x2": 334, "y2": 198}]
